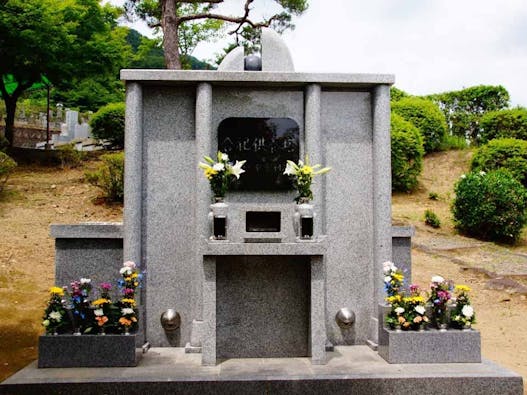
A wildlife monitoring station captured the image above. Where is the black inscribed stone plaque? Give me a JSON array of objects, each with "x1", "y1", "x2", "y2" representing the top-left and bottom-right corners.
[{"x1": 218, "y1": 117, "x2": 299, "y2": 190}]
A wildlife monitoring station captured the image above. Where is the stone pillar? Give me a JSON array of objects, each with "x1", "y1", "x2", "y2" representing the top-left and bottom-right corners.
[
  {"x1": 202, "y1": 256, "x2": 216, "y2": 366},
  {"x1": 124, "y1": 82, "x2": 143, "y2": 265},
  {"x1": 311, "y1": 255, "x2": 326, "y2": 364},
  {"x1": 194, "y1": 83, "x2": 212, "y2": 321},
  {"x1": 305, "y1": 84, "x2": 324, "y2": 235},
  {"x1": 370, "y1": 84, "x2": 392, "y2": 343}
]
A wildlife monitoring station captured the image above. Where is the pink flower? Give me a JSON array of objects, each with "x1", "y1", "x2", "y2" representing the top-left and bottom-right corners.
[
  {"x1": 100, "y1": 282, "x2": 112, "y2": 291},
  {"x1": 409, "y1": 284, "x2": 420, "y2": 293},
  {"x1": 123, "y1": 261, "x2": 136, "y2": 269}
]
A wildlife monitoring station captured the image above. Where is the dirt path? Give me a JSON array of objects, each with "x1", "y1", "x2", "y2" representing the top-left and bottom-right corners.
[{"x1": 0, "y1": 151, "x2": 526, "y2": 389}]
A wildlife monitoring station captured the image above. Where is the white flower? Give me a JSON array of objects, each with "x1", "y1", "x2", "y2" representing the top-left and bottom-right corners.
[
  {"x1": 120, "y1": 267, "x2": 132, "y2": 275},
  {"x1": 220, "y1": 153, "x2": 229, "y2": 161},
  {"x1": 121, "y1": 308, "x2": 135, "y2": 315},
  {"x1": 80, "y1": 278, "x2": 91, "y2": 284},
  {"x1": 49, "y1": 311, "x2": 62, "y2": 321},
  {"x1": 94, "y1": 308, "x2": 104, "y2": 317},
  {"x1": 123, "y1": 261, "x2": 136, "y2": 269},
  {"x1": 431, "y1": 275, "x2": 445, "y2": 283},
  {"x1": 228, "y1": 160, "x2": 246, "y2": 179},
  {"x1": 460, "y1": 174, "x2": 466, "y2": 179},
  {"x1": 479, "y1": 171, "x2": 486, "y2": 176},
  {"x1": 384, "y1": 276, "x2": 392, "y2": 283},
  {"x1": 415, "y1": 305, "x2": 426, "y2": 315},
  {"x1": 394, "y1": 307, "x2": 405, "y2": 314},
  {"x1": 212, "y1": 163, "x2": 225, "y2": 172},
  {"x1": 382, "y1": 261, "x2": 396, "y2": 274},
  {"x1": 462, "y1": 305, "x2": 474, "y2": 318},
  {"x1": 283, "y1": 161, "x2": 296, "y2": 176}
]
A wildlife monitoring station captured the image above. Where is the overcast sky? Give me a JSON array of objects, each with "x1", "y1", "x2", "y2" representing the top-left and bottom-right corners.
[{"x1": 110, "y1": 0, "x2": 527, "y2": 107}]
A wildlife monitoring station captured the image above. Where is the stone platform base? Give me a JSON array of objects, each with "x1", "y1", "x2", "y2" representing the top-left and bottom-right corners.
[{"x1": 1, "y1": 346, "x2": 522, "y2": 395}]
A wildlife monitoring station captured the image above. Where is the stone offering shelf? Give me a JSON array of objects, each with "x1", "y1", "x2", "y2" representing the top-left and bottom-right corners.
[{"x1": 200, "y1": 238, "x2": 327, "y2": 256}]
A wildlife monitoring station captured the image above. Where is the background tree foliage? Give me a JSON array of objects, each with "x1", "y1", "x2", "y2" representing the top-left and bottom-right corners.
[
  {"x1": 427, "y1": 85, "x2": 509, "y2": 142},
  {"x1": 123, "y1": 0, "x2": 308, "y2": 69},
  {"x1": 0, "y1": 0, "x2": 126, "y2": 146}
]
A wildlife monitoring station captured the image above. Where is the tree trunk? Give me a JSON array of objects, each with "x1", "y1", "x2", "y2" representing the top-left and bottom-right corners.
[
  {"x1": 3, "y1": 95, "x2": 17, "y2": 147},
  {"x1": 162, "y1": 0, "x2": 182, "y2": 69}
]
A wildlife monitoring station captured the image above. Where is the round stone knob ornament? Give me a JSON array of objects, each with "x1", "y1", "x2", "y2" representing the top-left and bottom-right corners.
[
  {"x1": 335, "y1": 308, "x2": 355, "y2": 329},
  {"x1": 160, "y1": 309, "x2": 181, "y2": 332},
  {"x1": 244, "y1": 55, "x2": 262, "y2": 71}
]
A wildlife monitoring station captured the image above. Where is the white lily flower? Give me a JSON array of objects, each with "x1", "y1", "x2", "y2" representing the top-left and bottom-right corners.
[
  {"x1": 283, "y1": 161, "x2": 296, "y2": 176},
  {"x1": 212, "y1": 163, "x2": 225, "y2": 172},
  {"x1": 220, "y1": 153, "x2": 229, "y2": 161},
  {"x1": 229, "y1": 160, "x2": 246, "y2": 179}
]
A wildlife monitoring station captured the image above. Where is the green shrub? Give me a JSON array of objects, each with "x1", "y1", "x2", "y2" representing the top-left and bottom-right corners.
[
  {"x1": 391, "y1": 113, "x2": 424, "y2": 192},
  {"x1": 471, "y1": 138, "x2": 527, "y2": 187},
  {"x1": 89, "y1": 103, "x2": 125, "y2": 148},
  {"x1": 438, "y1": 134, "x2": 468, "y2": 151},
  {"x1": 428, "y1": 192, "x2": 439, "y2": 200},
  {"x1": 0, "y1": 151, "x2": 17, "y2": 193},
  {"x1": 56, "y1": 143, "x2": 85, "y2": 168},
  {"x1": 85, "y1": 152, "x2": 124, "y2": 202},
  {"x1": 424, "y1": 209, "x2": 441, "y2": 228},
  {"x1": 452, "y1": 169, "x2": 527, "y2": 243},
  {"x1": 392, "y1": 97, "x2": 448, "y2": 153},
  {"x1": 479, "y1": 108, "x2": 527, "y2": 144}
]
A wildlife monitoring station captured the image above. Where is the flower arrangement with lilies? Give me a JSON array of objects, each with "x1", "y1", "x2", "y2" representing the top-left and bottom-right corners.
[
  {"x1": 198, "y1": 151, "x2": 246, "y2": 198},
  {"x1": 41, "y1": 262, "x2": 144, "y2": 335},
  {"x1": 42, "y1": 286, "x2": 68, "y2": 335},
  {"x1": 450, "y1": 285, "x2": 476, "y2": 329},
  {"x1": 283, "y1": 155, "x2": 331, "y2": 203}
]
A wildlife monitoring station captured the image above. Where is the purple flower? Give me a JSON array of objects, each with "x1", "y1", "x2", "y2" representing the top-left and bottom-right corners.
[{"x1": 100, "y1": 282, "x2": 112, "y2": 291}]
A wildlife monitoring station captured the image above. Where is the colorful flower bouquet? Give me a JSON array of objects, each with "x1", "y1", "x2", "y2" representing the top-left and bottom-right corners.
[
  {"x1": 450, "y1": 285, "x2": 476, "y2": 329},
  {"x1": 283, "y1": 155, "x2": 331, "y2": 203},
  {"x1": 198, "y1": 151, "x2": 246, "y2": 199},
  {"x1": 41, "y1": 261, "x2": 143, "y2": 335},
  {"x1": 428, "y1": 275, "x2": 452, "y2": 329}
]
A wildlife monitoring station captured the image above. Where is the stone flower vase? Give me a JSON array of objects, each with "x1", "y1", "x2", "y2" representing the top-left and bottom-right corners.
[
  {"x1": 294, "y1": 197, "x2": 315, "y2": 239},
  {"x1": 209, "y1": 197, "x2": 228, "y2": 240}
]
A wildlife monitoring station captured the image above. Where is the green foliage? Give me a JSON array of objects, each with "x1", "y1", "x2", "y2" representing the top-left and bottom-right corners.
[
  {"x1": 479, "y1": 108, "x2": 527, "y2": 144},
  {"x1": 391, "y1": 113, "x2": 424, "y2": 192},
  {"x1": 85, "y1": 152, "x2": 124, "y2": 203},
  {"x1": 452, "y1": 169, "x2": 527, "y2": 243},
  {"x1": 55, "y1": 144, "x2": 85, "y2": 169},
  {"x1": 392, "y1": 97, "x2": 447, "y2": 153},
  {"x1": 471, "y1": 138, "x2": 527, "y2": 187},
  {"x1": 390, "y1": 87, "x2": 409, "y2": 102},
  {"x1": 0, "y1": 151, "x2": 17, "y2": 193},
  {"x1": 424, "y1": 210, "x2": 441, "y2": 228},
  {"x1": 427, "y1": 85, "x2": 509, "y2": 142},
  {"x1": 438, "y1": 134, "x2": 468, "y2": 151},
  {"x1": 89, "y1": 103, "x2": 125, "y2": 148}
]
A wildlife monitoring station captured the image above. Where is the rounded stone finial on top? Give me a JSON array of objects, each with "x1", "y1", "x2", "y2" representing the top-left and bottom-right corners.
[
  {"x1": 244, "y1": 55, "x2": 262, "y2": 71},
  {"x1": 261, "y1": 27, "x2": 295, "y2": 72}
]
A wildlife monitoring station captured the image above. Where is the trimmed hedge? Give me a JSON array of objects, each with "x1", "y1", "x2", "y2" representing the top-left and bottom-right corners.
[
  {"x1": 479, "y1": 108, "x2": 527, "y2": 144},
  {"x1": 471, "y1": 138, "x2": 527, "y2": 187},
  {"x1": 89, "y1": 102, "x2": 125, "y2": 148},
  {"x1": 391, "y1": 113, "x2": 424, "y2": 192},
  {"x1": 452, "y1": 169, "x2": 527, "y2": 243},
  {"x1": 392, "y1": 97, "x2": 447, "y2": 153}
]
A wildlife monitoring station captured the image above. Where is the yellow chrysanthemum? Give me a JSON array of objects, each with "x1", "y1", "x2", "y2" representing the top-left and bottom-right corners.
[
  {"x1": 49, "y1": 286, "x2": 64, "y2": 296},
  {"x1": 455, "y1": 285, "x2": 471, "y2": 293},
  {"x1": 121, "y1": 298, "x2": 136, "y2": 306},
  {"x1": 392, "y1": 273, "x2": 404, "y2": 282},
  {"x1": 131, "y1": 273, "x2": 138, "y2": 279},
  {"x1": 386, "y1": 295, "x2": 402, "y2": 304},
  {"x1": 92, "y1": 298, "x2": 110, "y2": 306}
]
